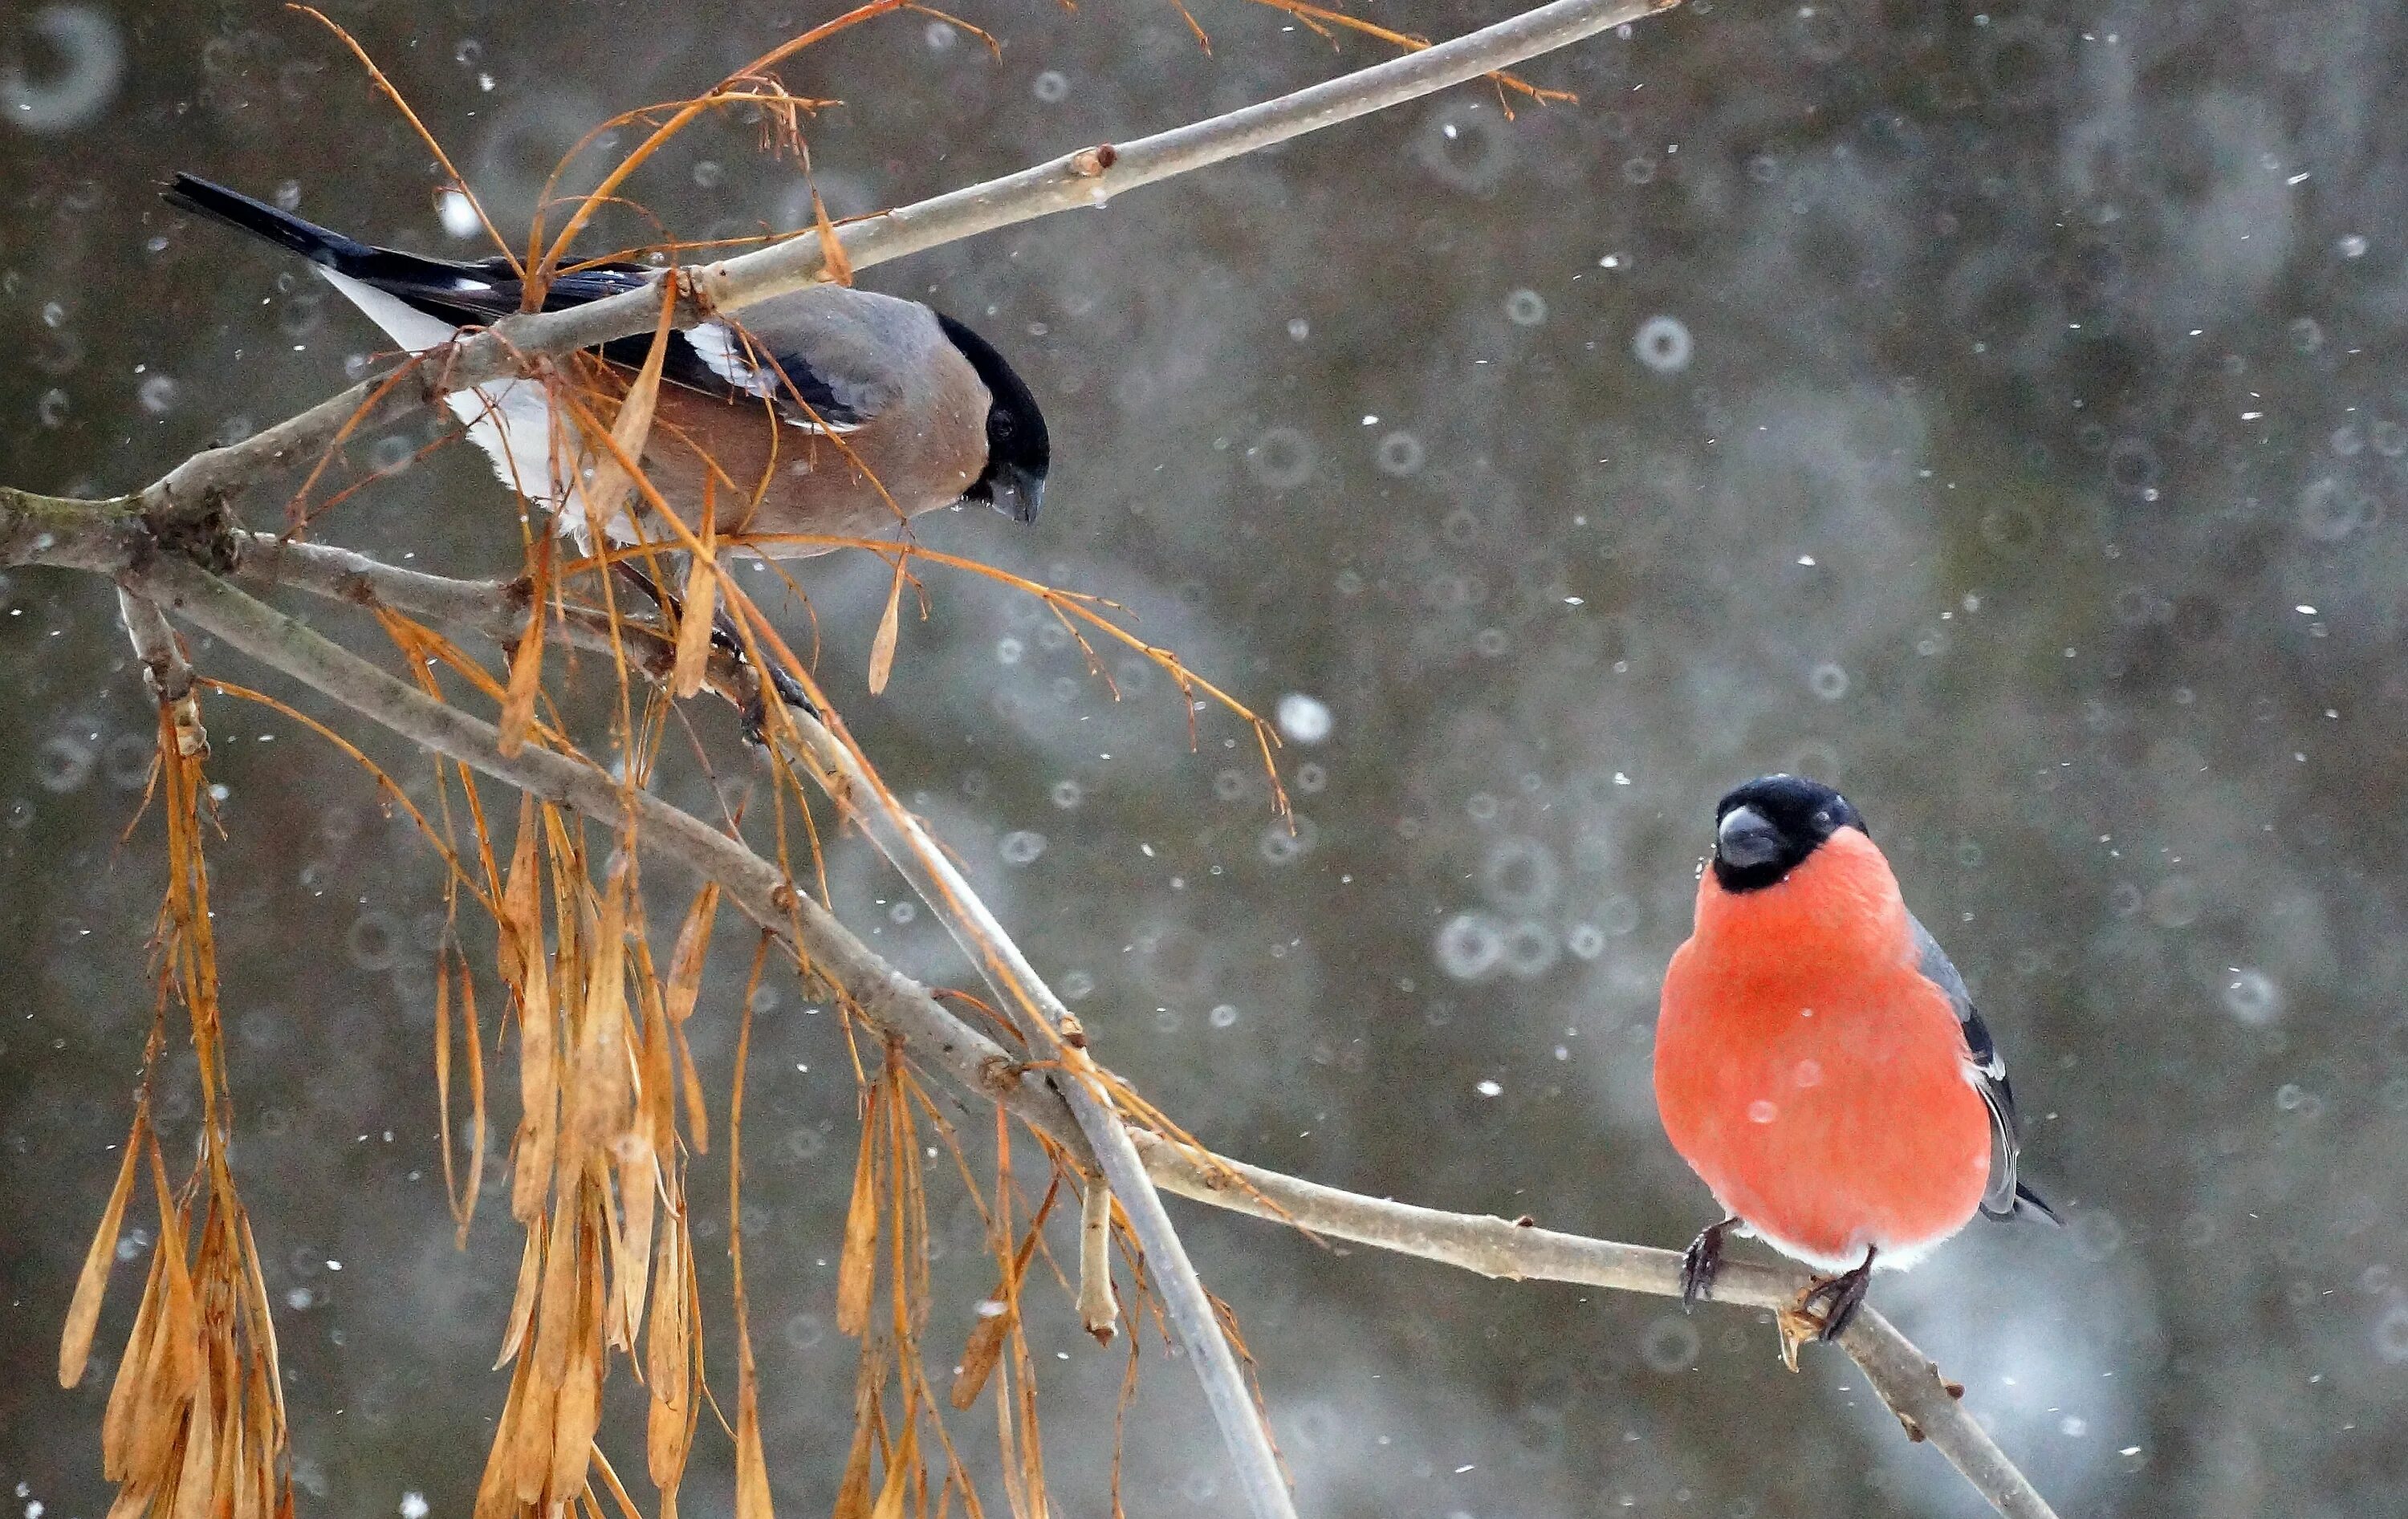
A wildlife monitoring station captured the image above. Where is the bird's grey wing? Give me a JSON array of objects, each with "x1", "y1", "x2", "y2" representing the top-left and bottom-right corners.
[
  {"x1": 350, "y1": 258, "x2": 879, "y2": 430},
  {"x1": 653, "y1": 290, "x2": 938, "y2": 433},
  {"x1": 1909, "y1": 912, "x2": 2025, "y2": 1219}
]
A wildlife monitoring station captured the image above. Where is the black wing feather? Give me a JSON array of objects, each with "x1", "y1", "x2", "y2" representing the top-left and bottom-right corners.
[
  {"x1": 1908, "y1": 913, "x2": 2058, "y2": 1225},
  {"x1": 163, "y1": 173, "x2": 863, "y2": 424}
]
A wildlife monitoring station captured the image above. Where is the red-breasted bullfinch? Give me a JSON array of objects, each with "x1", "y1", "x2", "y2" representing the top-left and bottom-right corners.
[
  {"x1": 1654, "y1": 775, "x2": 2056, "y2": 1341},
  {"x1": 159, "y1": 174, "x2": 1051, "y2": 548}
]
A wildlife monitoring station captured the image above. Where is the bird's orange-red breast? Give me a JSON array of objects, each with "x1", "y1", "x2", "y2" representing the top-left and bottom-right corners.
[{"x1": 1655, "y1": 776, "x2": 2048, "y2": 1290}]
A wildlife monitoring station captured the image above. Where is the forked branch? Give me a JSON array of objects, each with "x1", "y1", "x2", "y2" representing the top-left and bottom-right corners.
[
  {"x1": 0, "y1": 1, "x2": 2068, "y2": 1513},
  {"x1": 0, "y1": 503, "x2": 2056, "y2": 1519},
  {"x1": 145, "y1": 0, "x2": 1682, "y2": 526}
]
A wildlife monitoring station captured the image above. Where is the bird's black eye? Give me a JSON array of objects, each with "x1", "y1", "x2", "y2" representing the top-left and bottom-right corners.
[{"x1": 991, "y1": 413, "x2": 1016, "y2": 443}]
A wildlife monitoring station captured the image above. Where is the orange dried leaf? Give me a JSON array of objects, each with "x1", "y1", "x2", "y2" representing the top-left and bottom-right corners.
[
  {"x1": 671, "y1": 546, "x2": 718, "y2": 701},
  {"x1": 531, "y1": 1178, "x2": 582, "y2": 1386},
  {"x1": 458, "y1": 961, "x2": 488, "y2": 1246},
  {"x1": 674, "y1": 1019, "x2": 709, "y2": 1155},
  {"x1": 644, "y1": 1223, "x2": 691, "y2": 1489},
  {"x1": 229, "y1": 1415, "x2": 261, "y2": 1519},
  {"x1": 830, "y1": 1413, "x2": 875, "y2": 1519},
  {"x1": 834, "y1": 1114, "x2": 880, "y2": 1337},
  {"x1": 510, "y1": 1356, "x2": 559, "y2": 1504},
  {"x1": 494, "y1": 1225, "x2": 543, "y2": 1370},
  {"x1": 506, "y1": 801, "x2": 559, "y2": 1212},
  {"x1": 548, "y1": 1291, "x2": 604, "y2": 1498},
  {"x1": 613, "y1": 1136, "x2": 657, "y2": 1350},
  {"x1": 575, "y1": 277, "x2": 677, "y2": 548},
  {"x1": 498, "y1": 528, "x2": 553, "y2": 756},
  {"x1": 812, "y1": 188, "x2": 855, "y2": 287},
  {"x1": 148, "y1": 1145, "x2": 199, "y2": 1408},
  {"x1": 167, "y1": 1350, "x2": 214, "y2": 1519},
  {"x1": 563, "y1": 876, "x2": 632, "y2": 1169},
  {"x1": 866, "y1": 558, "x2": 905, "y2": 696},
  {"x1": 436, "y1": 954, "x2": 458, "y2": 1221},
  {"x1": 500, "y1": 792, "x2": 544, "y2": 984},
  {"x1": 101, "y1": 1249, "x2": 167, "y2": 1477},
  {"x1": 867, "y1": 1415, "x2": 915, "y2": 1519},
  {"x1": 61, "y1": 1116, "x2": 144, "y2": 1387},
  {"x1": 664, "y1": 884, "x2": 718, "y2": 1024},
  {"x1": 948, "y1": 1305, "x2": 1012, "y2": 1411},
  {"x1": 473, "y1": 1343, "x2": 536, "y2": 1519},
  {"x1": 734, "y1": 1366, "x2": 773, "y2": 1519},
  {"x1": 236, "y1": 1215, "x2": 287, "y2": 1428}
]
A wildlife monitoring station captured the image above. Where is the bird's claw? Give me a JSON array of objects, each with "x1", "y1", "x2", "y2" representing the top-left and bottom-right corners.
[
  {"x1": 613, "y1": 560, "x2": 817, "y2": 740},
  {"x1": 706, "y1": 603, "x2": 818, "y2": 736},
  {"x1": 737, "y1": 660, "x2": 819, "y2": 747},
  {"x1": 1796, "y1": 1248, "x2": 1877, "y2": 1342},
  {"x1": 1680, "y1": 1216, "x2": 1736, "y2": 1314}
]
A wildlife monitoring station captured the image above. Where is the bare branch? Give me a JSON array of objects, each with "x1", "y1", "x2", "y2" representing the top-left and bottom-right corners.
[
  {"x1": 116, "y1": 587, "x2": 208, "y2": 757},
  {"x1": 0, "y1": 485, "x2": 148, "y2": 572},
  {"x1": 228, "y1": 543, "x2": 1303, "y2": 1513},
  {"x1": 116, "y1": 588, "x2": 189, "y2": 699},
  {"x1": 21, "y1": 521, "x2": 2058, "y2": 1519},
  {"x1": 143, "y1": 0, "x2": 1680, "y2": 525},
  {"x1": 1077, "y1": 1177, "x2": 1118, "y2": 1345},
  {"x1": 1133, "y1": 1139, "x2": 2057, "y2": 1519}
]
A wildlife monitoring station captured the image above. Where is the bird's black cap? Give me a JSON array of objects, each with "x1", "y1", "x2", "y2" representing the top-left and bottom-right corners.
[
  {"x1": 1710, "y1": 774, "x2": 1865, "y2": 893},
  {"x1": 935, "y1": 312, "x2": 1050, "y2": 525}
]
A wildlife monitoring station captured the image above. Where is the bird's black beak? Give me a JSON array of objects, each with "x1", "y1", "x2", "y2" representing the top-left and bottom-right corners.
[
  {"x1": 987, "y1": 462, "x2": 1045, "y2": 526},
  {"x1": 1715, "y1": 805, "x2": 1784, "y2": 870}
]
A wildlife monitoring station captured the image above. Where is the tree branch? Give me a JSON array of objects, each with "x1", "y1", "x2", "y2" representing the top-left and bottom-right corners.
[
  {"x1": 0, "y1": 507, "x2": 2056, "y2": 1519},
  {"x1": 142, "y1": 0, "x2": 1680, "y2": 526},
  {"x1": 750, "y1": 687, "x2": 1304, "y2": 1509},
  {"x1": 116, "y1": 587, "x2": 209, "y2": 756},
  {"x1": 1132, "y1": 1139, "x2": 2056, "y2": 1519},
  {"x1": 234, "y1": 531, "x2": 1296, "y2": 1513},
  {"x1": 7, "y1": 4, "x2": 2063, "y2": 1502}
]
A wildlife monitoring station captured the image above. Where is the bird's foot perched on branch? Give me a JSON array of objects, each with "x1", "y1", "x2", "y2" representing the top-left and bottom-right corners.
[{"x1": 609, "y1": 560, "x2": 819, "y2": 742}]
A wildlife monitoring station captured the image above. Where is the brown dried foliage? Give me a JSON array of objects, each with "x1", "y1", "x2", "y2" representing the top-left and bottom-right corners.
[
  {"x1": 469, "y1": 802, "x2": 714, "y2": 1519},
  {"x1": 59, "y1": 707, "x2": 293, "y2": 1519},
  {"x1": 51, "y1": 2, "x2": 1393, "y2": 1511}
]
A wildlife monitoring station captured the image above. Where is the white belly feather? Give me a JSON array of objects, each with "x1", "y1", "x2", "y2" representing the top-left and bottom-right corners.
[{"x1": 318, "y1": 268, "x2": 635, "y2": 546}]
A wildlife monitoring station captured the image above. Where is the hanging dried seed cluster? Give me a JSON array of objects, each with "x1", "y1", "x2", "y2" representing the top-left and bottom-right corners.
[
  {"x1": 59, "y1": 706, "x2": 292, "y2": 1519},
  {"x1": 473, "y1": 799, "x2": 714, "y2": 1518}
]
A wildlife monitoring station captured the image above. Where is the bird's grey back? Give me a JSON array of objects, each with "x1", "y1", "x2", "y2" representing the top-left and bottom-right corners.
[
  {"x1": 1907, "y1": 913, "x2": 1976, "y2": 1026},
  {"x1": 724, "y1": 286, "x2": 952, "y2": 420}
]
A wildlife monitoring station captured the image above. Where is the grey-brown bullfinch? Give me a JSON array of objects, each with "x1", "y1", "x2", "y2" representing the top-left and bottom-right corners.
[{"x1": 159, "y1": 173, "x2": 1051, "y2": 551}]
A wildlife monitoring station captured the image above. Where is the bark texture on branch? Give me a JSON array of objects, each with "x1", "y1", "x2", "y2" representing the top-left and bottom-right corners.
[{"x1": 0, "y1": 497, "x2": 2057, "y2": 1519}]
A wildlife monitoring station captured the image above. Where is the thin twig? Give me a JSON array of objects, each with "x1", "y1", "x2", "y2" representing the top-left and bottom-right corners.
[
  {"x1": 231, "y1": 535, "x2": 1299, "y2": 1513},
  {"x1": 116, "y1": 588, "x2": 189, "y2": 697},
  {"x1": 142, "y1": 0, "x2": 1681, "y2": 526},
  {"x1": 1077, "y1": 1177, "x2": 1118, "y2": 1345},
  {"x1": 0, "y1": 508, "x2": 2055, "y2": 1519},
  {"x1": 115, "y1": 587, "x2": 208, "y2": 756},
  {"x1": 761, "y1": 714, "x2": 1296, "y2": 1512}
]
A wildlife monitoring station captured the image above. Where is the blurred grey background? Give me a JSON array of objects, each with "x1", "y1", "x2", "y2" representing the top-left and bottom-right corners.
[{"x1": 5, "y1": 0, "x2": 2405, "y2": 1514}]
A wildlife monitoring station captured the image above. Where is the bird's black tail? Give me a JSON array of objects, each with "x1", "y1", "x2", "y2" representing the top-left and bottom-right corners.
[
  {"x1": 2012, "y1": 1180, "x2": 2063, "y2": 1226},
  {"x1": 160, "y1": 173, "x2": 379, "y2": 272},
  {"x1": 161, "y1": 173, "x2": 528, "y2": 326}
]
